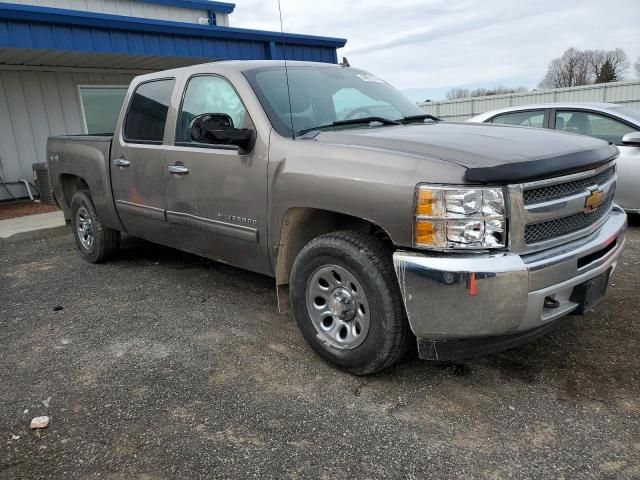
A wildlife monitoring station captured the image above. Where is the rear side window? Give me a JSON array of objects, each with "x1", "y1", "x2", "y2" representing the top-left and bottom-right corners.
[
  {"x1": 124, "y1": 79, "x2": 175, "y2": 143},
  {"x1": 491, "y1": 110, "x2": 545, "y2": 128}
]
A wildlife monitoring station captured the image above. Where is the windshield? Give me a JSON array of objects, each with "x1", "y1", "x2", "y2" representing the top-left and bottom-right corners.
[
  {"x1": 610, "y1": 106, "x2": 640, "y2": 125},
  {"x1": 243, "y1": 66, "x2": 424, "y2": 137}
]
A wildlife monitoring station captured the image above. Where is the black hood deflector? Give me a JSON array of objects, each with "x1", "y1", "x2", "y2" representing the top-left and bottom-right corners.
[
  {"x1": 314, "y1": 123, "x2": 619, "y2": 185},
  {"x1": 464, "y1": 144, "x2": 618, "y2": 184}
]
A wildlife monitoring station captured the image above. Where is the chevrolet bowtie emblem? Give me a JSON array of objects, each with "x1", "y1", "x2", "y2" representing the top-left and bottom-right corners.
[{"x1": 584, "y1": 188, "x2": 604, "y2": 211}]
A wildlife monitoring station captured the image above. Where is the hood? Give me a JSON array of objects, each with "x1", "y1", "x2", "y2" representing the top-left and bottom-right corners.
[{"x1": 311, "y1": 122, "x2": 618, "y2": 184}]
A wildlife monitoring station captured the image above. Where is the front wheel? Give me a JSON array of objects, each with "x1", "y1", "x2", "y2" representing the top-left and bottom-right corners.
[
  {"x1": 290, "y1": 231, "x2": 412, "y2": 375},
  {"x1": 70, "y1": 190, "x2": 120, "y2": 263}
]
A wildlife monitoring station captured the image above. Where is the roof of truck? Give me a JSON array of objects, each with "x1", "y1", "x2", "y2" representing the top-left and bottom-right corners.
[
  {"x1": 131, "y1": 60, "x2": 348, "y2": 84},
  {"x1": 208, "y1": 60, "x2": 343, "y2": 70}
]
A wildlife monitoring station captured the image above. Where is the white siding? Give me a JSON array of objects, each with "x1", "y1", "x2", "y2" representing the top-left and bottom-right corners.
[
  {"x1": 215, "y1": 12, "x2": 229, "y2": 26},
  {"x1": 0, "y1": 69, "x2": 136, "y2": 199},
  {"x1": 419, "y1": 81, "x2": 640, "y2": 121},
  {"x1": 11, "y1": 0, "x2": 211, "y2": 25}
]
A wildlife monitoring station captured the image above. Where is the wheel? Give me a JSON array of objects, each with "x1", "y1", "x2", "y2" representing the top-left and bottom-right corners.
[
  {"x1": 70, "y1": 190, "x2": 120, "y2": 263},
  {"x1": 290, "y1": 231, "x2": 412, "y2": 375}
]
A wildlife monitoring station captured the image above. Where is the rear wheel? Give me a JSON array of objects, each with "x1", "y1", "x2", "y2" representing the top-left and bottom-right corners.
[
  {"x1": 290, "y1": 231, "x2": 412, "y2": 375},
  {"x1": 70, "y1": 190, "x2": 120, "y2": 263}
]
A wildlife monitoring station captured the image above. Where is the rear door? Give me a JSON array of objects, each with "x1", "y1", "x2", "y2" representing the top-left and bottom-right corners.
[
  {"x1": 111, "y1": 78, "x2": 175, "y2": 243},
  {"x1": 163, "y1": 74, "x2": 270, "y2": 274}
]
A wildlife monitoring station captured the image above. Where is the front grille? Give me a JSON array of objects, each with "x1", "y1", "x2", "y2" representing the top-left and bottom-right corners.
[
  {"x1": 524, "y1": 195, "x2": 613, "y2": 244},
  {"x1": 523, "y1": 166, "x2": 615, "y2": 204}
]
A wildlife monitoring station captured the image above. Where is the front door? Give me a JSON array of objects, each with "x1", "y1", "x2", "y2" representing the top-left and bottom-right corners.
[
  {"x1": 163, "y1": 74, "x2": 270, "y2": 274},
  {"x1": 553, "y1": 109, "x2": 640, "y2": 210},
  {"x1": 111, "y1": 78, "x2": 175, "y2": 243},
  {"x1": 616, "y1": 143, "x2": 640, "y2": 210}
]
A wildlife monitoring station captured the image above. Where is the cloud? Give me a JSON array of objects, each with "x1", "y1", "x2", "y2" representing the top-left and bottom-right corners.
[{"x1": 230, "y1": 0, "x2": 640, "y2": 99}]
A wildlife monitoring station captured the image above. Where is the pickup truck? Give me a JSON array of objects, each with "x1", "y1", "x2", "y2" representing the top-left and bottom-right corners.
[{"x1": 47, "y1": 60, "x2": 627, "y2": 374}]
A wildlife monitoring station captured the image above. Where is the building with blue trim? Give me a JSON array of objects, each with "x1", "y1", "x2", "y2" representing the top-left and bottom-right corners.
[{"x1": 0, "y1": 0, "x2": 346, "y2": 200}]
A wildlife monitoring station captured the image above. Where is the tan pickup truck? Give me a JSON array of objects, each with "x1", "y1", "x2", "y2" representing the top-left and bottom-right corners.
[{"x1": 47, "y1": 60, "x2": 626, "y2": 374}]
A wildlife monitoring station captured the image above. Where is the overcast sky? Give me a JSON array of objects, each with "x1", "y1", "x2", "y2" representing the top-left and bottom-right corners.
[{"x1": 231, "y1": 0, "x2": 640, "y2": 101}]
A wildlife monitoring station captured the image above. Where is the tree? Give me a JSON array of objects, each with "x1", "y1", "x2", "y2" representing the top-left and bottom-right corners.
[
  {"x1": 538, "y1": 48, "x2": 591, "y2": 88},
  {"x1": 469, "y1": 87, "x2": 487, "y2": 97},
  {"x1": 635, "y1": 56, "x2": 640, "y2": 78},
  {"x1": 586, "y1": 48, "x2": 629, "y2": 82},
  {"x1": 595, "y1": 59, "x2": 616, "y2": 83},
  {"x1": 539, "y1": 48, "x2": 631, "y2": 88},
  {"x1": 470, "y1": 85, "x2": 528, "y2": 96},
  {"x1": 445, "y1": 88, "x2": 469, "y2": 100},
  {"x1": 444, "y1": 86, "x2": 528, "y2": 100}
]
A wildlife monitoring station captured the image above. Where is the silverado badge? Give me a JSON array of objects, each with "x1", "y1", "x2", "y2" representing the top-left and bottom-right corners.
[{"x1": 584, "y1": 188, "x2": 604, "y2": 211}]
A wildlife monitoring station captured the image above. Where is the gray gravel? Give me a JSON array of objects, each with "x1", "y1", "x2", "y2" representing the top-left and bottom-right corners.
[{"x1": 1, "y1": 219, "x2": 639, "y2": 479}]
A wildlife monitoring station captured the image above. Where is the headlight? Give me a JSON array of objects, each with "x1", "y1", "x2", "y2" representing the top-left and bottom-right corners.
[{"x1": 414, "y1": 185, "x2": 507, "y2": 250}]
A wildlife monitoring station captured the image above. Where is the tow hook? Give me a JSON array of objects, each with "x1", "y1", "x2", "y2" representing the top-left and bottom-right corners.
[{"x1": 544, "y1": 296, "x2": 560, "y2": 309}]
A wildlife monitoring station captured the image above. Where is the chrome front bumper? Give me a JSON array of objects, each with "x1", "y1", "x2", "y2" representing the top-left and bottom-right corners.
[{"x1": 393, "y1": 206, "x2": 627, "y2": 340}]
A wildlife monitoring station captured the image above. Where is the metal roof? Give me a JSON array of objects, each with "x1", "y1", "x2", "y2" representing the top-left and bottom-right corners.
[
  {"x1": 0, "y1": 3, "x2": 346, "y2": 68},
  {"x1": 136, "y1": 0, "x2": 236, "y2": 14}
]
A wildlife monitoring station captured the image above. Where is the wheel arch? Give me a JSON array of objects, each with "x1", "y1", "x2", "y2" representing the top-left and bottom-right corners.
[
  {"x1": 274, "y1": 207, "x2": 394, "y2": 313},
  {"x1": 59, "y1": 174, "x2": 90, "y2": 211},
  {"x1": 56, "y1": 171, "x2": 124, "y2": 232}
]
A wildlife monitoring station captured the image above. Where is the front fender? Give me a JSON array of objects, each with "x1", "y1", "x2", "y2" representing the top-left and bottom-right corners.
[{"x1": 267, "y1": 132, "x2": 468, "y2": 258}]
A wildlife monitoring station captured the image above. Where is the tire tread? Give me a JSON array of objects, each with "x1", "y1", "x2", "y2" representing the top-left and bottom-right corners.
[
  {"x1": 291, "y1": 230, "x2": 412, "y2": 374},
  {"x1": 70, "y1": 190, "x2": 120, "y2": 263}
]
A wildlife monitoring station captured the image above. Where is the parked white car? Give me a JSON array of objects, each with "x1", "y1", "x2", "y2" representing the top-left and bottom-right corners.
[{"x1": 468, "y1": 103, "x2": 640, "y2": 212}]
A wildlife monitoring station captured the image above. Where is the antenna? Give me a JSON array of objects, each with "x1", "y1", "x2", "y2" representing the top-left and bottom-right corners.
[{"x1": 277, "y1": 0, "x2": 295, "y2": 139}]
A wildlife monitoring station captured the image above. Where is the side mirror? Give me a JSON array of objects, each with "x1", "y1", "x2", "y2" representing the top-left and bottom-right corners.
[
  {"x1": 621, "y1": 131, "x2": 640, "y2": 146},
  {"x1": 190, "y1": 113, "x2": 254, "y2": 150}
]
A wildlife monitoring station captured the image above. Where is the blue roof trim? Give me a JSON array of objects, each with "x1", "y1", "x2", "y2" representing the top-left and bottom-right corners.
[
  {"x1": 0, "y1": 3, "x2": 342, "y2": 64},
  {"x1": 136, "y1": 0, "x2": 235, "y2": 14},
  {"x1": 0, "y1": 3, "x2": 346, "y2": 48}
]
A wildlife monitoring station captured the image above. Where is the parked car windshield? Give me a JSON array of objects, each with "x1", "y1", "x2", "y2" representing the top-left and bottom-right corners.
[{"x1": 244, "y1": 66, "x2": 425, "y2": 137}]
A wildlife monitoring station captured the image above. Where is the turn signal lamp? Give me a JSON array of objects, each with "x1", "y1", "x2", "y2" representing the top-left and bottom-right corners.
[{"x1": 414, "y1": 185, "x2": 507, "y2": 250}]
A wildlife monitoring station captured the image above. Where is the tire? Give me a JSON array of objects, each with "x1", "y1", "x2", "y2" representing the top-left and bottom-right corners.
[
  {"x1": 70, "y1": 190, "x2": 120, "y2": 263},
  {"x1": 290, "y1": 231, "x2": 412, "y2": 375}
]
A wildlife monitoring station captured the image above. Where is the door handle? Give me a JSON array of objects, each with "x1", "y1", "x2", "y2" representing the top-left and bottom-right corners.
[
  {"x1": 168, "y1": 164, "x2": 190, "y2": 174},
  {"x1": 113, "y1": 158, "x2": 131, "y2": 167}
]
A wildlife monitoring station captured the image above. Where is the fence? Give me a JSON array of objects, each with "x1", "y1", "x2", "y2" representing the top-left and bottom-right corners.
[{"x1": 418, "y1": 80, "x2": 640, "y2": 122}]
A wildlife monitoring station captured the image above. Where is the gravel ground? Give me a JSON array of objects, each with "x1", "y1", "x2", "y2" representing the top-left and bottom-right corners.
[{"x1": 1, "y1": 219, "x2": 639, "y2": 479}]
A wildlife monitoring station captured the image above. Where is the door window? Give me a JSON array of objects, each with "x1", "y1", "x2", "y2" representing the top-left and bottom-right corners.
[
  {"x1": 79, "y1": 86, "x2": 128, "y2": 134},
  {"x1": 491, "y1": 110, "x2": 545, "y2": 128},
  {"x1": 123, "y1": 79, "x2": 175, "y2": 144},
  {"x1": 176, "y1": 76, "x2": 249, "y2": 144},
  {"x1": 554, "y1": 111, "x2": 635, "y2": 145}
]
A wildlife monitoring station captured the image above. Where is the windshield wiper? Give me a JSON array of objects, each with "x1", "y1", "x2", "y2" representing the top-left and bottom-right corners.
[
  {"x1": 298, "y1": 116, "x2": 401, "y2": 135},
  {"x1": 398, "y1": 114, "x2": 441, "y2": 124}
]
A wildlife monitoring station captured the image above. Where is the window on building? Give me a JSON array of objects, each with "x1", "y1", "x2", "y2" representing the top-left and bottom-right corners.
[
  {"x1": 176, "y1": 75, "x2": 250, "y2": 144},
  {"x1": 491, "y1": 110, "x2": 545, "y2": 128},
  {"x1": 79, "y1": 86, "x2": 128, "y2": 135},
  {"x1": 555, "y1": 110, "x2": 635, "y2": 145},
  {"x1": 123, "y1": 79, "x2": 175, "y2": 143}
]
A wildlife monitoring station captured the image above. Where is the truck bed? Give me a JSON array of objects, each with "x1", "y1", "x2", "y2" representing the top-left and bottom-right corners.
[{"x1": 47, "y1": 134, "x2": 124, "y2": 231}]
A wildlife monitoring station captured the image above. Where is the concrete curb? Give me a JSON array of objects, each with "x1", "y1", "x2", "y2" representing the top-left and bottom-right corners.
[{"x1": 0, "y1": 225, "x2": 68, "y2": 249}]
